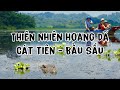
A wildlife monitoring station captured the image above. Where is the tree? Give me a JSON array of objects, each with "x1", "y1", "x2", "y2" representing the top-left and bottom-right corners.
[{"x1": 0, "y1": 11, "x2": 35, "y2": 30}]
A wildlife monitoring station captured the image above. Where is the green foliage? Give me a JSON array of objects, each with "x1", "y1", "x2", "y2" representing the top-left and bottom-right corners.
[
  {"x1": 14, "y1": 62, "x2": 30, "y2": 70},
  {"x1": 97, "y1": 48, "x2": 120, "y2": 61},
  {"x1": 53, "y1": 42, "x2": 72, "y2": 56},
  {"x1": 53, "y1": 43, "x2": 66, "y2": 56},
  {"x1": 104, "y1": 50, "x2": 111, "y2": 56},
  {"x1": 97, "y1": 54, "x2": 101, "y2": 59},
  {"x1": 0, "y1": 11, "x2": 35, "y2": 30},
  {"x1": 114, "y1": 48, "x2": 120, "y2": 56},
  {"x1": 1, "y1": 11, "x2": 120, "y2": 30},
  {"x1": 26, "y1": 12, "x2": 120, "y2": 29},
  {"x1": 27, "y1": 12, "x2": 89, "y2": 29},
  {"x1": 55, "y1": 42, "x2": 66, "y2": 50}
]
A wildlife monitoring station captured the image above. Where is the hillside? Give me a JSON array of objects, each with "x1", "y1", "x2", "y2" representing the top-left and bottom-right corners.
[
  {"x1": 28, "y1": 12, "x2": 90, "y2": 28},
  {"x1": 27, "y1": 12, "x2": 120, "y2": 29},
  {"x1": 98, "y1": 12, "x2": 120, "y2": 23},
  {"x1": 0, "y1": 11, "x2": 35, "y2": 30},
  {"x1": 0, "y1": 11, "x2": 120, "y2": 30}
]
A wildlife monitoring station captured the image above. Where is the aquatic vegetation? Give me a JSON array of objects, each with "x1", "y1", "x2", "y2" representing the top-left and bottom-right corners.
[
  {"x1": 14, "y1": 69, "x2": 30, "y2": 75},
  {"x1": 104, "y1": 49, "x2": 111, "y2": 56},
  {"x1": 118, "y1": 58, "x2": 120, "y2": 62},
  {"x1": 114, "y1": 48, "x2": 120, "y2": 56},
  {"x1": 14, "y1": 62, "x2": 30, "y2": 70},
  {"x1": 114, "y1": 48, "x2": 120, "y2": 61},
  {"x1": 97, "y1": 54, "x2": 111, "y2": 61},
  {"x1": 53, "y1": 42, "x2": 66, "y2": 56},
  {"x1": 55, "y1": 42, "x2": 66, "y2": 49},
  {"x1": 115, "y1": 55, "x2": 120, "y2": 62},
  {"x1": 54, "y1": 42, "x2": 74, "y2": 56},
  {"x1": 14, "y1": 62, "x2": 30, "y2": 75},
  {"x1": 97, "y1": 48, "x2": 120, "y2": 61},
  {"x1": 56, "y1": 51, "x2": 65, "y2": 56},
  {"x1": 97, "y1": 49, "x2": 112, "y2": 61},
  {"x1": 97, "y1": 54, "x2": 101, "y2": 59},
  {"x1": 103, "y1": 54, "x2": 111, "y2": 61}
]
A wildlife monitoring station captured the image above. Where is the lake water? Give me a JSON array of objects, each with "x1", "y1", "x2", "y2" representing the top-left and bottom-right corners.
[{"x1": 0, "y1": 29, "x2": 120, "y2": 79}]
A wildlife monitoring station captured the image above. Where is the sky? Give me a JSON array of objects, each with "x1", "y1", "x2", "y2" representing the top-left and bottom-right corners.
[{"x1": 19, "y1": 11, "x2": 120, "y2": 17}]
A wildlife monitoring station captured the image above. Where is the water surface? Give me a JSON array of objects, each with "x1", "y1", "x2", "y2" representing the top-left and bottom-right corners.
[{"x1": 0, "y1": 29, "x2": 120, "y2": 79}]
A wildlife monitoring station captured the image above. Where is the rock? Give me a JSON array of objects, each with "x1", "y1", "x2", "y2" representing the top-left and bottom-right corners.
[{"x1": 40, "y1": 64, "x2": 57, "y2": 75}]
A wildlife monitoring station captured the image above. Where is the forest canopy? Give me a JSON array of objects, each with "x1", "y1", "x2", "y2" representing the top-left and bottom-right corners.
[
  {"x1": 0, "y1": 11, "x2": 120, "y2": 30},
  {"x1": 0, "y1": 11, "x2": 35, "y2": 30},
  {"x1": 27, "y1": 12, "x2": 120, "y2": 29}
]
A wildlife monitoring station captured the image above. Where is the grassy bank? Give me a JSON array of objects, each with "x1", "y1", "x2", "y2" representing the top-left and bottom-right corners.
[{"x1": 0, "y1": 28, "x2": 86, "y2": 36}]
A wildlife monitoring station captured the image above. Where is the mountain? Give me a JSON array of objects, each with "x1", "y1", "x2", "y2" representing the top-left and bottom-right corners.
[
  {"x1": 26, "y1": 12, "x2": 92, "y2": 28},
  {"x1": 25, "y1": 12, "x2": 120, "y2": 29},
  {"x1": 98, "y1": 12, "x2": 120, "y2": 23},
  {"x1": 0, "y1": 11, "x2": 35, "y2": 30},
  {"x1": 0, "y1": 11, "x2": 119, "y2": 30}
]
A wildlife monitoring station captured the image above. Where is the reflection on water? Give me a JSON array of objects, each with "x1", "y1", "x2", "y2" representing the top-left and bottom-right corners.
[
  {"x1": 14, "y1": 69, "x2": 30, "y2": 75},
  {"x1": 6, "y1": 50, "x2": 20, "y2": 59},
  {"x1": 0, "y1": 35, "x2": 22, "y2": 59}
]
